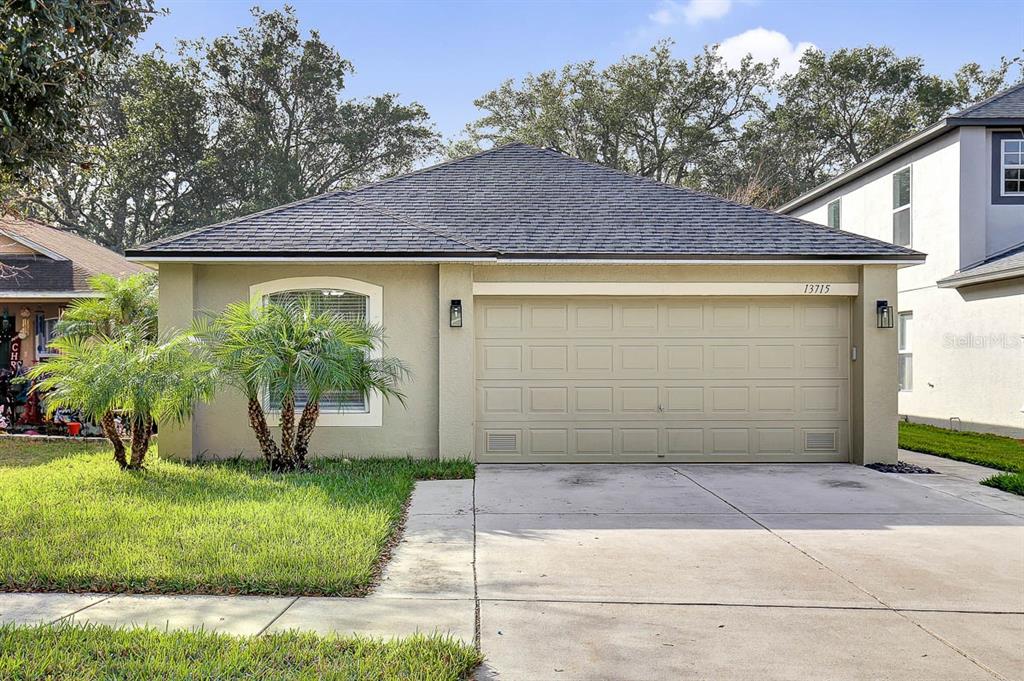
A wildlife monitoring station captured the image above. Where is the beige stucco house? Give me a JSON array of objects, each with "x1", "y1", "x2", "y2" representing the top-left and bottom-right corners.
[
  {"x1": 128, "y1": 144, "x2": 924, "y2": 464},
  {"x1": 780, "y1": 83, "x2": 1024, "y2": 437}
]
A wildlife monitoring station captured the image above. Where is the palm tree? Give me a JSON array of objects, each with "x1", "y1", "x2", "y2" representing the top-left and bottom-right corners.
[
  {"x1": 54, "y1": 272, "x2": 158, "y2": 341},
  {"x1": 26, "y1": 271, "x2": 211, "y2": 469},
  {"x1": 198, "y1": 297, "x2": 408, "y2": 472},
  {"x1": 26, "y1": 331, "x2": 214, "y2": 469}
]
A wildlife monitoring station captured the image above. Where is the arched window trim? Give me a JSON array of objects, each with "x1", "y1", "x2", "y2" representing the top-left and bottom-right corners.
[{"x1": 249, "y1": 276, "x2": 383, "y2": 427}]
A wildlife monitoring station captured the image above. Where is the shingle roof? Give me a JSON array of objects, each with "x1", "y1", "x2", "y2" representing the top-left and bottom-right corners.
[
  {"x1": 129, "y1": 144, "x2": 923, "y2": 262},
  {"x1": 951, "y1": 82, "x2": 1024, "y2": 120},
  {"x1": 938, "y1": 242, "x2": 1024, "y2": 287},
  {"x1": 0, "y1": 217, "x2": 149, "y2": 292}
]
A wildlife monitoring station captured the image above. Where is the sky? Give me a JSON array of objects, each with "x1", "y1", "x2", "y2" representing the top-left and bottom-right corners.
[{"x1": 137, "y1": 0, "x2": 1024, "y2": 140}]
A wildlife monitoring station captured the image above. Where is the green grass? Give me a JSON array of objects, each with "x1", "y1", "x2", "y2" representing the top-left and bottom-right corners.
[
  {"x1": 981, "y1": 472, "x2": 1024, "y2": 497},
  {"x1": 0, "y1": 622, "x2": 483, "y2": 680},
  {"x1": 0, "y1": 437, "x2": 109, "y2": 468},
  {"x1": 0, "y1": 442, "x2": 473, "y2": 595},
  {"x1": 898, "y1": 421, "x2": 1024, "y2": 473}
]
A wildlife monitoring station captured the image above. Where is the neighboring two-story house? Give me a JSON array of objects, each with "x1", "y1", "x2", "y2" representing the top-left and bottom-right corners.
[{"x1": 780, "y1": 84, "x2": 1024, "y2": 437}]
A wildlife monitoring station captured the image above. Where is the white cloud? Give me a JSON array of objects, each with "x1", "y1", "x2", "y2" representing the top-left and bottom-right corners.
[
  {"x1": 717, "y1": 27, "x2": 816, "y2": 74},
  {"x1": 649, "y1": 0, "x2": 733, "y2": 26}
]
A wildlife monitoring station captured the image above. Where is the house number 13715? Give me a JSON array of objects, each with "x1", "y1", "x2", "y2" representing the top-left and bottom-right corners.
[{"x1": 803, "y1": 283, "x2": 831, "y2": 294}]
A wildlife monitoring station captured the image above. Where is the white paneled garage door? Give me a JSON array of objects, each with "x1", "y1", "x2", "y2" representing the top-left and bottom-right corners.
[{"x1": 475, "y1": 297, "x2": 850, "y2": 463}]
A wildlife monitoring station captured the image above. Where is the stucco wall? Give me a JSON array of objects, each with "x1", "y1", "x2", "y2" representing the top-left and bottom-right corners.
[
  {"x1": 792, "y1": 130, "x2": 960, "y2": 286},
  {"x1": 177, "y1": 264, "x2": 440, "y2": 459},
  {"x1": 791, "y1": 128, "x2": 1024, "y2": 437},
  {"x1": 900, "y1": 280, "x2": 1024, "y2": 435},
  {"x1": 158, "y1": 261, "x2": 900, "y2": 462}
]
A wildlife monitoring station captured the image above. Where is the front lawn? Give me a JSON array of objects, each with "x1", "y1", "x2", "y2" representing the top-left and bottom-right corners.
[
  {"x1": 0, "y1": 622, "x2": 482, "y2": 680},
  {"x1": 0, "y1": 443, "x2": 473, "y2": 595},
  {"x1": 898, "y1": 421, "x2": 1024, "y2": 473},
  {"x1": 0, "y1": 437, "x2": 109, "y2": 468}
]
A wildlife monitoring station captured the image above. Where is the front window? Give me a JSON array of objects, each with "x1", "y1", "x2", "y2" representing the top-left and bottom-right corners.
[
  {"x1": 827, "y1": 199, "x2": 841, "y2": 229},
  {"x1": 35, "y1": 317, "x2": 60, "y2": 360},
  {"x1": 897, "y1": 311, "x2": 913, "y2": 392},
  {"x1": 266, "y1": 289, "x2": 369, "y2": 414},
  {"x1": 892, "y1": 167, "x2": 911, "y2": 247},
  {"x1": 1001, "y1": 139, "x2": 1024, "y2": 196}
]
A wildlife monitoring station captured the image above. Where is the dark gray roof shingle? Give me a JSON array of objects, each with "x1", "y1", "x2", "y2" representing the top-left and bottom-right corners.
[
  {"x1": 951, "y1": 82, "x2": 1024, "y2": 120},
  {"x1": 130, "y1": 144, "x2": 923, "y2": 261}
]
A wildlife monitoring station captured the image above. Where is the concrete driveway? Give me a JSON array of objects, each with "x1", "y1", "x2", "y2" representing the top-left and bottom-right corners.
[{"x1": 473, "y1": 463, "x2": 1024, "y2": 680}]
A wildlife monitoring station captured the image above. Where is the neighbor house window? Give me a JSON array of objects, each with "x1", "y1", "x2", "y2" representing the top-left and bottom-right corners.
[
  {"x1": 1001, "y1": 139, "x2": 1024, "y2": 196},
  {"x1": 897, "y1": 311, "x2": 913, "y2": 392},
  {"x1": 35, "y1": 317, "x2": 60, "y2": 359},
  {"x1": 892, "y1": 167, "x2": 912, "y2": 247},
  {"x1": 250, "y1": 276, "x2": 384, "y2": 427},
  {"x1": 827, "y1": 199, "x2": 841, "y2": 229},
  {"x1": 267, "y1": 289, "x2": 369, "y2": 414}
]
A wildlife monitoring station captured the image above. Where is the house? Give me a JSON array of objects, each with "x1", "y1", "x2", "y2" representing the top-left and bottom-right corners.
[
  {"x1": 0, "y1": 216, "x2": 148, "y2": 370},
  {"x1": 779, "y1": 84, "x2": 1024, "y2": 437},
  {"x1": 127, "y1": 143, "x2": 924, "y2": 464}
]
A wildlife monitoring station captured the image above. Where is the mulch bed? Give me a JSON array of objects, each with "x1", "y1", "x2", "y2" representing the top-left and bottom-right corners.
[{"x1": 866, "y1": 461, "x2": 937, "y2": 474}]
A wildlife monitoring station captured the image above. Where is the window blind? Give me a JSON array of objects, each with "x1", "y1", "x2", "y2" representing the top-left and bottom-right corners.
[{"x1": 267, "y1": 289, "x2": 369, "y2": 413}]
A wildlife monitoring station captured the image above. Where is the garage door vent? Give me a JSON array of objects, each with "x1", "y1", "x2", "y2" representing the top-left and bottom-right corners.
[
  {"x1": 486, "y1": 432, "x2": 518, "y2": 452},
  {"x1": 805, "y1": 431, "x2": 837, "y2": 452}
]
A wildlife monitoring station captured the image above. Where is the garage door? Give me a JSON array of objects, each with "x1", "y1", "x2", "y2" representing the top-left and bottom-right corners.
[{"x1": 475, "y1": 297, "x2": 850, "y2": 463}]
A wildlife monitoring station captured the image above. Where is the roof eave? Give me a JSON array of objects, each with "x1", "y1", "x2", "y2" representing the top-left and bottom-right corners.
[
  {"x1": 780, "y1": 115, "x2": 1024, "y2": 214},
  {"x1": 778, "y1": 120, "x2": 955, "y2": 214},
  {"x1": 937, "y1": 265, "x2": 1024, "y2": 289},
  {"x1": 127, "y1": 251, "x2": 925, "y2": 265},
  {"x1": 0, "y1": 290, "x2": 101, "y2": 299}
]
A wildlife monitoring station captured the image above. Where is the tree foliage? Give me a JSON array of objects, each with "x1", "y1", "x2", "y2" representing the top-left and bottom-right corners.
[
  {"x1": 461, "y1": 42, "x2": 1023, "y2": 206},
  {"x1": 466, "y1": 42, "x2": 774, "y2": 189},
  {"x1": 22, "y1": 53, "x2": 216, "y2": 251},
  {"x1": 0, "y1": 0, "x2": 155, "y2": 180},
  {"x1": 197, "y1": 297, "x2": 408, "y2": 472},
  {"x1": 19, "y1": 6, "x2": 438, "y2": 251},
  {"x1": 194, "y1": 6, "x2": 438, "y2": 216}
]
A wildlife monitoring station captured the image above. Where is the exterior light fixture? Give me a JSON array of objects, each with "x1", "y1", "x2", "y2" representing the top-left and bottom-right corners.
[
  {"x1": 876, "y1": 300, "x2": 894, "y2": 329},
  {"x1": 449, "y1": 299, "x2": 463, "y2": 328}
]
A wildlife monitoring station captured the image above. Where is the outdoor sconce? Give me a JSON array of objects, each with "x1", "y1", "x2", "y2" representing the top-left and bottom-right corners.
[
  {"x1": 449, "y1": 299, "x2": 463, "y2": 328},
  {"x1": 876, "y1": 300, "x2": 894, "y2": 329}
]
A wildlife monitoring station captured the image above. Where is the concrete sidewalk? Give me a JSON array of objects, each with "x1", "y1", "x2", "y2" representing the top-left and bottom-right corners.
[
  {"x1": 898, "y1": 448, "x2": 1024, "y2": 517},
  {"x1": 0, "y1": 479, "x2": 477, "y2": 641}
]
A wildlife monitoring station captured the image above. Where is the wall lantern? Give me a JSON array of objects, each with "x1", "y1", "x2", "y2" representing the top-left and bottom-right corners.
[
  {"x1": 449, "y1": 299, "x2": 463, "y2": 328},
  {"x1": 876, "y1": 300, "x2": 894, "y2": 329}
]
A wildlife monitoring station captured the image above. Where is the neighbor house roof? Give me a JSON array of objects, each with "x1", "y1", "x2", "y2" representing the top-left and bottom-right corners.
[
  {"x1": 779, "y1": 82, "x2": 1024, "y2": 214},
  {"x1": 128, "y1": 143, "x2": 923, "y2": 263},
  {"x1": 0, "y1": 216, "x2": 148, "y2": 296},
  {"x1": 937, "y1": 242, "x2": 1024, "y2": 288}
]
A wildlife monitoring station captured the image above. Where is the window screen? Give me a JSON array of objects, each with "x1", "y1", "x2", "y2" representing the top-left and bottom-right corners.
[{"x1": 267, "y1": 289, "x2": 369, "y2": 413}]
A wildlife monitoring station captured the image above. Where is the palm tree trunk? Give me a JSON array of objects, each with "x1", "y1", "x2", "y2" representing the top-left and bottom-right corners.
[
  {"x1": 128, "y1": 417, "x2": 151, "y2": 469},
  {"x1": 246, "y1": 396, "x2": 280, "y2": 468},
  {"x1": 100, "y1": 411, "x2": 128, "y2": 469},
  {"x1": 294, "y1": 400, "x2": 319, "y2": 469},
  {"x1": 277, "y1": 392, "x2": 296, "y2": 472}
]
